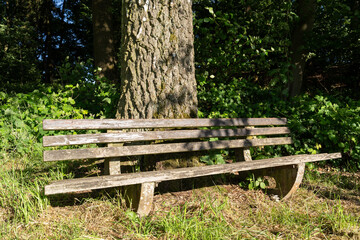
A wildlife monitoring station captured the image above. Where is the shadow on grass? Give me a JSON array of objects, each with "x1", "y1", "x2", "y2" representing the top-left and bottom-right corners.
[{"x1": 302, "y1": 169, "x2": 360, "y2": 206}]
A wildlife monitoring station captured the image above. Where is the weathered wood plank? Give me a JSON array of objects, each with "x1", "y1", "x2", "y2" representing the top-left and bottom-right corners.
[
  {"x1": 43, "y1": 137, "x2": 293, "y2": 162},
  {"x1": 43, "y1": 127, "x2": 291, "y2": 147},
  {"x1": 261, "y1": 163, "x2": 305, "y2": 200},
  {"x1": 237, "y1": 126, "x2": 254, "y2": 162},
  {"x1": 44, "y1": 153, "x2": 342, "y2": 195},
  {"x1": 43, "y1": 118, "x2": 287, "y2": 130},
  {"x1": 137, "y1": 182, "x2": 155, "y2": 217}
]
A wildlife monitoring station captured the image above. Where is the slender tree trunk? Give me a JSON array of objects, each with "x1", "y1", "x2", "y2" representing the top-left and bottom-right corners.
[
  {"x1": 350, "y1": 0, "x2": 360, "y2": 91},
  {"x1": 117, "y1": 0, "x2": 198, "y2": 119},
  {"x1": 93, "y1": 0, "x2": 118, "y2": 83},
  {"x1": 288, "y1": 0, "x2": 315, "y2": 97},
  {"x1": 42, "y1": 0, "x2": 54, "y2": 83}
]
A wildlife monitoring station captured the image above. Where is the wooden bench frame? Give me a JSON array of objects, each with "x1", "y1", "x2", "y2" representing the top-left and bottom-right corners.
[{"x1": 42, "y1": 118, "x2": 341, "y2": 216}]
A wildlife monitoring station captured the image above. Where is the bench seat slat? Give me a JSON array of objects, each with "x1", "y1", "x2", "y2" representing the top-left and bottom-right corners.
[
  {"x1": 44, "y1": 153, "x2": 342, "y2": 195},
  {"x1": 43, "y1": 118, "x2": 287, "y2": 130},
  {"x1": 43, "y1": 137, "x2": 293, "y2": 162},
  {"x1": 43, "y1": 127, "x2": 291, "y2": 147}
]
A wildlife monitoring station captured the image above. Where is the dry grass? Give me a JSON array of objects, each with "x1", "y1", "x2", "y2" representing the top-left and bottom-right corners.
[{"x1": 1, "y1": 162, "x2": 359, "y2": 239}]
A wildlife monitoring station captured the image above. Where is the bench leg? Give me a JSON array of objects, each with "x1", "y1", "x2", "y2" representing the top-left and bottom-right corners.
[
  {"x1": 136, "y1": 182, "x2": 155, "y2": 217},
  {"x1": 104, "y1": 158, "x2": 121, "y2": 175},
  {"x1": 236, "y1": 128, "x2": 305, "y2": 200},
  {"x1": 260, "y1": 163, "x2": 305, "y2": 200}
]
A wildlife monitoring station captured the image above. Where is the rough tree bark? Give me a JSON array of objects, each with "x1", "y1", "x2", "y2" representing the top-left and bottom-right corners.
[
  {"x1": 92, "y1": 0, "x2": 118, "y2": 82},
  {"x1": 288, "y1": 0, "x2": 315, "y2": 97},
  {"x1": 114, "y1": 1, "x2": 199, "y2": 200},
  {"x1": 116, "y1": 0, "x2": 198, "y2": 119}
]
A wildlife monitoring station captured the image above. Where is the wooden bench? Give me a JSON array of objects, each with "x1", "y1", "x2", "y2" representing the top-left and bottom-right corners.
[{"x1": 42, "y1": 118, "x2": 341, "y2": 216}]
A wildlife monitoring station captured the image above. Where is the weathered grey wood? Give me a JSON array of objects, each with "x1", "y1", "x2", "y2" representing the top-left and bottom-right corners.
[
  {"x1": 273, "y1": 163, "x2": 305, "y2": 200},
  {"x1": 237, "y1": 126, "x2": 254, "y2": 162},
  {"x1": 43, "y1": 137, "x2": 293, "y2": 162},
  {"x1": 104, "y1": 132, "x2": 122, "y2": 176},
  {"x1": 43, "y1": 127, "x2": 291, "y2": 147},
  {"x1": 43, "y1": 118, "x2": 287, "y2": 130},
  {"x1": 250, "y1": 163, "x2": 306, "y2": 200},
  {"x1": 104, "y1": 158, "x2": 121, "y2": 175},
  {"x1": 44, "y1": 153, "x2": 341, "y2": 195},
  {"x1": 136, "y1": 182, "x2": 155, "y2": 217}
]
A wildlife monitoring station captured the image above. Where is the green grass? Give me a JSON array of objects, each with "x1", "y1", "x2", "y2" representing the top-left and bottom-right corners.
[{"x1": 0, "y1": 152, "x2": 359, "y2": 239}]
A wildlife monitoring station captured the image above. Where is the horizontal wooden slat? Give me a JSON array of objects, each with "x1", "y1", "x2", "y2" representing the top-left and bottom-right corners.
[
  {"x1": 43, "y1": 137, "x2": 293, "y2": 162},
  {"x1": 44, "y1": 152, "x2": 342, "y2": 195},
  {"x1": 43, "y1": 127, "x2": 291, "y2": 147},
  {"x1": 43, "y1": 118, "x2": 287, "y2": 130}
]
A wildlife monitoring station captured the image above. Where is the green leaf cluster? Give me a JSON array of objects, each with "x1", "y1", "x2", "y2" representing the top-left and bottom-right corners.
[
  {"x1": 200, "y1": 151, "x2": 227, "y2": 165},
  {"x1": 239, "y1": 173, "x2": 269, "y2": 190},
  {"x1": 0, "y1": 87, "x2": 85, "y2": 156},
  {"x1": 198, "y1": 78, "x2": 360, "y2": 170},
  {"x1": 0, "y1": 73, "x2": 118, "y2": 157}
]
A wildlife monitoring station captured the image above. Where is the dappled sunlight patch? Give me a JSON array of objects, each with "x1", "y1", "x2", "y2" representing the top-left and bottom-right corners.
[
  {"x1": 13, "y1": 200, "x2": 120, "y2": 239},
  {"x1": 304, "y1": 168, "x2": 360, "y2": 206}
]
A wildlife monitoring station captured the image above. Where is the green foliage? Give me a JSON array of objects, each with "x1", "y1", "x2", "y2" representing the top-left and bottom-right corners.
[
  {"x1": 200, "y1": 151, "x2": 226, "y2": 165},
  {"x1": 198, "y1": 77, "x2": 360, "y2": 170},
  {"x1": 194, "y1": 0, "x2": 360, "y2": 170},
  {"x1": 287, "y1": 94, "x2": 360, "y2": 169},
  {"x1": 309, "y1": 0, "x2": 359, "y2": 65},
  {"x1": 239, "y1": 173, "x2": 269, "y2": 190},
  {"x1": 194, "y1": 0, "x2": 295, "y2": 97},
  {"x1": 0, "y1": 86, "x2": 88, "y2": 157},
  {"x1": 0, "y1": 0, "x2": 94, "y2": 85},
  {"x1": 58, "y1": 58, "x2": 120, "y2": 117},
  {"x1": 0, "y1": 19, "x2": 40, "y2": 86},
  {"x1": 0, "y1": 73, "x2": 118, "y2": 158}
]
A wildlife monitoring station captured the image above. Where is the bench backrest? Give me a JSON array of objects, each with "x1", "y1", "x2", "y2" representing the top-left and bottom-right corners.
[{"x1": 43, "y1": 118, "x2": 292, "y2": 162}]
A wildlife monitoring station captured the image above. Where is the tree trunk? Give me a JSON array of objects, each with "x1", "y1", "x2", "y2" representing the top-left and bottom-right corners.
[
  {"x1": 288, "y1": 0, "x2": 315, "y2": 97},
  {"x1": 116, "y1": 0, "x2": 199, "y2": 195},
  {"x1": 350, "y1": 0, "x2": 360, "y2": 91},
  {"x1": 41, "y1": 0, "x2": 54, "y2": 83},
  {"x1": 117, "y1": 0, "x2": 198, "y2": 119},
  {"x1": 93, "y1": 0, "x2": 118, "y2": 83}
]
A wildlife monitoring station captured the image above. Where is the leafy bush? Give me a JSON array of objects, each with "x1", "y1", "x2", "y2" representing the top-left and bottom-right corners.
[
  {"x1": 287, "y1": 94, "x2": 360, "y2": 169},
  {"x1": 0, "y1": 86, "x2": 88, "y2": 157},
  {"x1": 194, "y1": 0, "x2": 295, "y2": 102},
  {"x1": 200, "y1": 151, "x2": 227, "y2": 165},
  {"x1": 58, "y1": 58, "x2": 120, "y2": 117},
  {"x1": 0, "y1": 57, "x2": 119, "y2": 158},
  {"x1": 198, "y1": 78, "x2": 360, "y2": 170}
]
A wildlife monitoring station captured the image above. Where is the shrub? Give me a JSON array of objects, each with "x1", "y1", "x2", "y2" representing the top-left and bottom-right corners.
[{"x1": 198, "y1": 78, "x2": 360, "y2": 170}]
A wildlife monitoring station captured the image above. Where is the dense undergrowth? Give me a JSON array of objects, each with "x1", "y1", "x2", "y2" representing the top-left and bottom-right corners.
[
  {"x1": 198, "y1": 78, "x2": 360, "y2": 170},
  {"x1": 0, "y1": 79, "x2": 119, "y2": 158},
  {"x1": 1, "y1": 77, "x2": 359, "y2": 170}
]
